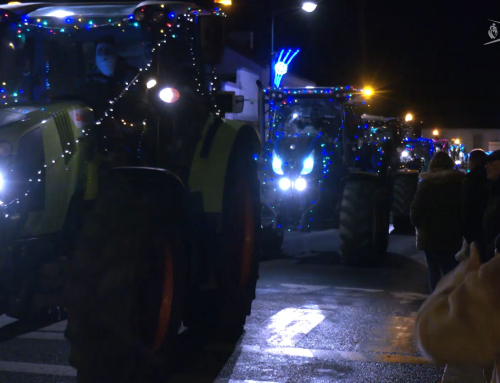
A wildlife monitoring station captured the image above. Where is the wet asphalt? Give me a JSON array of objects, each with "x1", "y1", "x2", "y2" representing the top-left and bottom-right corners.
[{"x1": 0, "y1": 229, "x2": 448, "y2": 383}]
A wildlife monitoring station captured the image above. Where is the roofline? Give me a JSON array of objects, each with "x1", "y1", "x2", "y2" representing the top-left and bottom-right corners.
[{"x1": 0, "y1": 1, "x2": 199, "y2": 16}]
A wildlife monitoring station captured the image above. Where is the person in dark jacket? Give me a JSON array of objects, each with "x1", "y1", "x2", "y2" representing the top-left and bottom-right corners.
[
  {"x1": 460, "y1": 149, "x2": 488, "y2": 249},
  {"x1": 482, "y1": 150, "x2": 500, "y2": 263},
  {"x1": 411, "y1": 151, "x2": 464, "y2": 291}
]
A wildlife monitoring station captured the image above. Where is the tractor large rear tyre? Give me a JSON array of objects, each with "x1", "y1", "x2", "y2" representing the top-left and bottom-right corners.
[
  {"x1": 184, "y1": 128, "x2": 261, "y2": 332},
  {"x1": 65, "y1": 170, "x2": 187, "y2": 383},
  {"x1": 339, "y1": 175, "x2": 390, "y2": 266},
  {"x1": 392, "y1": 172, "x2": 419, "y2": 231}
]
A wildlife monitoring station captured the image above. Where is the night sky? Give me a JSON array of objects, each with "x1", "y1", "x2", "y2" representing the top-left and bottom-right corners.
[{"x1": 229, "y1": 0, "x2": 500, "y2": 129}]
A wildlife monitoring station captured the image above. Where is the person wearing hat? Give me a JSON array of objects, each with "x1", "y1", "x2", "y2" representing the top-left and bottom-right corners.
[
  {"x1": 481, "y1": 150, "x2": 500, "y2": 262},
  {"x1": 411, "y1": 151, "x2": 464, "y2": 291}
]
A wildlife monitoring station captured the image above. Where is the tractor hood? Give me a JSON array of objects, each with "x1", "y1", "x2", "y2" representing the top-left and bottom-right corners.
[
  {"x1": 0, "y1": 108, "x2": 35, "y2": 129},
  {"x1": 275, "y1": 136, "x2": 315, "y2": 164}
]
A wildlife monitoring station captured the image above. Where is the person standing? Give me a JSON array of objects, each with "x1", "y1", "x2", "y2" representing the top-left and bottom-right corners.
[
  {"x1": 482, "y1": 150, "x2": 500, "y2": 263},
  {"x1": 411, "y1": 151, "x2": 464, "y2": 291},
  {"x1": 457, "y1": 150, "x2": 488, "y2": 261}
]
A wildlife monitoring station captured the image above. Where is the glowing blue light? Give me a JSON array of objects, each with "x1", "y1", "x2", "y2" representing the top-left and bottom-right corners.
[
  {"x1": 129, "y1": 14, "x2": 134, "y2": 20},
  {"x1": 169, "y1": 12, "x2": 176, "y2": 18},
  {"x1": 273, "y1": 48, "x2": 300, "y2": 88}
]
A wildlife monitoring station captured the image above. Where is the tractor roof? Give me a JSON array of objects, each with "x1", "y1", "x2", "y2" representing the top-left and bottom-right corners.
[
  {"x1": 0, "y1": 2, "x2": 199, "y2": 19},
  {"x1": 265, "y1": 86, "x2": 363, "y2": 95}
]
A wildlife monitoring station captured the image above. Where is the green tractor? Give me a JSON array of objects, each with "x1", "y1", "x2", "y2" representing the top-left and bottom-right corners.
[{"x1": 0, "y1": 1, "x2": 260, "y2": 380}]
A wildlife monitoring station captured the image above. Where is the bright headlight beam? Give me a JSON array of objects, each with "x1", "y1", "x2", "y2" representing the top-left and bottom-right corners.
[
  {"x1": 301, "y1": 153, "x2": 314, "y2": 175},
  {"x1": 401, "y1": 150, "x2": 409, "y2": 158},
  {"x1": 272, "y1": 155, "x2": 284, "y2": 175},
  {"x1": 279, "y1": 178, "x2": 291, "y2": 191},
  {"x1": 159, "y1": 87, "x2": 180, "y2": 103},
  {"x1": 147, "y1": 79, "x2": 157, "y2": 89},
  {"x1": 295, "y1": 178, "x2": 307, "y2": 191},
  {"x1": 0, "y1": 173, "x2": 5, "y2": 190}
]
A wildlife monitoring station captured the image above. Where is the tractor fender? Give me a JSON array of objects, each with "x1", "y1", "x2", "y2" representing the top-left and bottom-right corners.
[
  {"x1": 189, "y1": 116, "x2": 260, "y2": 214},
  {"x1": 83, "y1": 154, "x2": 101, "y2": 201},
  {"x1": 340, "y1": 171, "x2": 379, "y2": 189}
]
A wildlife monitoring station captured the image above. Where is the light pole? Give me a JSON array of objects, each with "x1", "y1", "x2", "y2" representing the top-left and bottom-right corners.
[{"x1": 270, "y1": 2, "x2": 318, "y2": 61}]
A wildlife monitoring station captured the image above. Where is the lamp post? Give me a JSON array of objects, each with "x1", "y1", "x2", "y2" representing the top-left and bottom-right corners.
[{"x1": 271, "y1": 2, "x2": 318, "y2": 55}]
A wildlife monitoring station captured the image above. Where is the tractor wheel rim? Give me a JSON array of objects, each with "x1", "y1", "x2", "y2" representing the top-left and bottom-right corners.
[
  {"x1": 231, "y1": 179, "x2": 255, "y2": 289},
  {"x1": 152, "y1": 239, "x2": 174, "y2": 352}
]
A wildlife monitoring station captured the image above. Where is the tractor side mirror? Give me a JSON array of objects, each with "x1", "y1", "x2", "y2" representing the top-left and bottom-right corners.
[
  {"x1": 214, "y1": 92, "x2": 244, "y2": 114},
  {"x1": 234, "y1": 95, "x2": 244, "y2": 113},
  {"x1": 198, "y1": 15, "x2": 226, "y2": 65}
]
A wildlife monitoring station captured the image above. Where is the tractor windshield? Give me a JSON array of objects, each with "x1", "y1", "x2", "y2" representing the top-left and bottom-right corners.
[
  {"x1": 0, "y1": 9, "x2": 153, "y2": 106},
  {"x1": 269, "y1": 97, "x2": 342, "y2": 140}
]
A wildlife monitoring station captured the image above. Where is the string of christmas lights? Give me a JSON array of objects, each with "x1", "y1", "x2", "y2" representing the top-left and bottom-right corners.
[{"x1": 0, "y1": 6, "x2": 226, "y2": 213}]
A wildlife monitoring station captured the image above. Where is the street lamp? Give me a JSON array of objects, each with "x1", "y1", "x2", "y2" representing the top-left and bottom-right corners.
[
  {"x1": 271, "y1": 2, "x2": 318, "y2": 56},
  {"x1": 405, "y1": 113, "x2": 413, "y2": 122},
  {"x1": 302, "y1": 2, "x2": 318, "y2": 12},
  {"x1": 362, "y1": 86, "x2": 374, "y2": 98},
  {"x1": 433, "y1": 129, "x2": 439, "y2": 137}
]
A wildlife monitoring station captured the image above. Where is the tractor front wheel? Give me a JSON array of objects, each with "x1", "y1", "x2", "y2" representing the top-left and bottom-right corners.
[
  {"x1": 65, "y1": 171, "x2": 186, "y2": 383},
  {"x1": 339, "y1": 174, "x2": 390, "y2": 266}
]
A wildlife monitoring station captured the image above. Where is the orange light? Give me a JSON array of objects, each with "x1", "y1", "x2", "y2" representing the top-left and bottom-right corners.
[
  {"x1": 8, "y1": 2, "x2": 22, "y2": 4},
  {"x1": 215, "y1": 0, "x2": 232, "y2": 5}
]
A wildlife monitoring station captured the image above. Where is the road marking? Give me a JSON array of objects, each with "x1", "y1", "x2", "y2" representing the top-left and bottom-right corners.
[
  {"x1": 0, "y1": 361, "x2": 76, "y2": 376},
  {"x1": 391, "y1": 291, "x2": 429, "y2": 304},
  {"x1": 335, "y1": 286, "x2": 384, "y2": 293},
  {"x1": 240, "y1": 345, "x2": 431, "y2": 365},
  {"x1": 38, "y1": 321, "x2": 67, "y2": 332},
  {"x1": 267, "y1": 308, "x2": 325, "y2": 347},
  {"x1": 280, "y1": 284, "x2": 330, "y2": 292},
  {"x1": 18, "y1": 332, "x2": 66, "y2": 341},
  {"x1": 0, "y1": 315, "x2": 17, "y2": 328},
  {"x1": 357, "y1": 315, "x2": 419, "y2": 355}
]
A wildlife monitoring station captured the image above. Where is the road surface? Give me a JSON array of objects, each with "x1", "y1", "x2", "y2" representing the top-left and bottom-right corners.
[{"x1": 0, "y1": 230, "x2": 482, "y2": 382}]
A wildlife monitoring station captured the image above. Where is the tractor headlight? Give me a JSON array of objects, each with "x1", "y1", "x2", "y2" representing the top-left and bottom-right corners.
[
  {"x1": 159, "y1": 87, "x2": 180, "y2": 103},
  {"x1": 272, "y1": 154, "x2": 284, "y2": 175},
  {"x1": 301, "y1": 153, "x2": 314, "y2": 175},
  {"x1": 295, "y1": 178, "x2": 307, "y2": 191},
  {"x1": 279, "y1": 178, "x2": 291, "y2": 191}
]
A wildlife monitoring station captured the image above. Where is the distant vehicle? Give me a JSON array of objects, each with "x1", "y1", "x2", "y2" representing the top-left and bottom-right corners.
[{"x1": 258, "y1": 87, "x2": 427, "y2": 265}]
